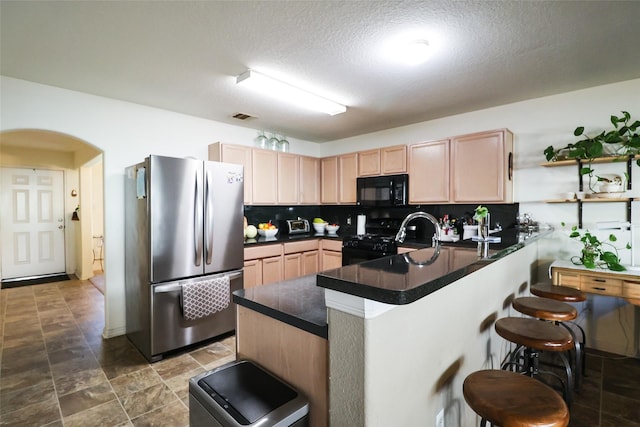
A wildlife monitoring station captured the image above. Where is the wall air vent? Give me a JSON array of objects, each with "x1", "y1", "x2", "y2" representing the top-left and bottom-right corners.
[{"x1": 232, "y1": 112, "x2": 255, "y2": 120}]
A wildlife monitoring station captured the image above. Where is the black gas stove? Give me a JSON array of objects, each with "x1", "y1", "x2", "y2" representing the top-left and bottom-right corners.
[{"x1": 342, "y1": 234, "x2": 398, "y2": 266}]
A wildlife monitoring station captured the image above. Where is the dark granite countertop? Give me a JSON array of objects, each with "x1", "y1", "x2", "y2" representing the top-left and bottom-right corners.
[
  {"x1": 317, "y1": 227, "x2": 552, "y2": 305},
  {"x1": 233, "y1": 275, "x2": 327, "y2": 338},
  {"x1": 234, "y1": 227, "x2": 552, "y2": 337},
  {"x1": 244, "y1": 232, "x2": 343, "y2": 246}
]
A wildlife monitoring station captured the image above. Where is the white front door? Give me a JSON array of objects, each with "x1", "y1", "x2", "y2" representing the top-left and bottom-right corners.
[{"x1": 0, "y1": 168, "x2": 66, "y2": 279}]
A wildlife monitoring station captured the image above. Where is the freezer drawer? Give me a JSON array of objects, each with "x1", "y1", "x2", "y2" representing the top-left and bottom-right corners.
[{"x1": 150, "y1": 270, "x2": 242, "y2": 359}]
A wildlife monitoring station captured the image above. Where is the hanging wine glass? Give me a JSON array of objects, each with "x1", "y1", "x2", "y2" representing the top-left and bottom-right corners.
[
  {"x1": 255, "y1": 131, "x2": 268, "y2": 149},
  {"x1": 278, "y1": 135, "x2": 290, "y2": 152},
  {"x1": 267, "y1": 134, "x2": 280, "y2": 151}
]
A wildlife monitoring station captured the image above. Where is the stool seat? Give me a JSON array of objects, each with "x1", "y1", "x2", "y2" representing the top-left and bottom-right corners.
[
  {"x1": 496, "y1": 317, "x2": 574, "y2": 352},
  {"x1": 463, "y1": 370, "x2": 569, "y2": 427},
  {"x1": 530, "y1": 283, "x2": 586, "y2": 302},
  {"x1": 513, "y1": 297, "x2": 577, "y2": 322}
]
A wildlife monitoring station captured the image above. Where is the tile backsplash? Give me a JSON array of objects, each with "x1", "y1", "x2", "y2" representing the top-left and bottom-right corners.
[{"x1": 244, "y1": 203, "x2": 520, "y2": 237}]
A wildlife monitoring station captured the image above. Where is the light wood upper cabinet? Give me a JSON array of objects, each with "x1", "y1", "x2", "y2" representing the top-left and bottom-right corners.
[
  {"x1": 299, "y1": 156, "x2": 320, "y2": 204},
  {"x1": 252, "y1": 148, "x2": 278, "y2": 205},
  {"x1": 358, "y1": 149, "x2": 381, "y2": 176},
  {"x1": 408, "y1": 139, "x2": 450, "y2": 204},
  {"x1": 358, "y1": 145, "x2": 407, "y2": 177},
  {"x1": 450, "y1": 129, "x2": 513, "y2": 203},
  {"x1": 277, "y1": 152, "x2": 299, "y2": 204},
  {"x1": 321, "y1": 156, "x2": 339, "y2": 204},
  {"x1": 209, "y1": 142, "x2": 252, "y2": 204},
  {"x1": 339, "y1": 153, "x2": 358, "y2": 204},
  {"x1": 381, "y1": 145, "x2": 407, "y2": 174}
]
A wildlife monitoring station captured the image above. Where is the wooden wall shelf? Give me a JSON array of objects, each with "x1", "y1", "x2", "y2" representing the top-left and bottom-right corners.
[{"x1": 542, "y1": 156, "x2": 633, "y2": 228}]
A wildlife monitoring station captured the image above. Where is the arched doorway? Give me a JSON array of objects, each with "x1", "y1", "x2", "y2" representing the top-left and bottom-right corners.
[{"x1": 0, "y1": 129, "x2": 104, "y2": 288}]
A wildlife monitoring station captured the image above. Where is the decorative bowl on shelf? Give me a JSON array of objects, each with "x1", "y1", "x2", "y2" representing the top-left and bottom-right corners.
[
  {"x1": 313, "y1": 222, "x2": 327, "y2": 234},
  {"x1": 592, "y1": 191, "x2": 625, "y2": 199},
  {"x1": 258, "y1": 228, "x2": 278, "y2": 237}
]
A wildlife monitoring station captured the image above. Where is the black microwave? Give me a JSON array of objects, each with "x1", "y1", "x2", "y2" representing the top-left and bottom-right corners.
[{"x1": 356, "y1": 174, "x2": 409, "y2": 207}]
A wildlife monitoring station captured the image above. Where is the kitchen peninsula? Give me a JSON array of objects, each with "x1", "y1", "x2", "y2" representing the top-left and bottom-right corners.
[{"x1": 233, "y1": 228, "x2": 552, "y2": 426}]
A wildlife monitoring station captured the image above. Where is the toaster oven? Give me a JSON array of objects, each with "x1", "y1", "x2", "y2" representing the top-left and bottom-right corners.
[{"x1": 281, "y1": 218, "x2": 310, "y2": 234}]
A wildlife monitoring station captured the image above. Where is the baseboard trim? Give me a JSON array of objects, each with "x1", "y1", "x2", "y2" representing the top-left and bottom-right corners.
[{"x1": 103, "y1": 326, "x2": 126, "y2": 339}]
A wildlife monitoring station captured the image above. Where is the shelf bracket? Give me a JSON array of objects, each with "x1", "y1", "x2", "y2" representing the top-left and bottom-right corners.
[
  {"x1": 578, "y1": 201, "x2": 583, "y2": 229},
  {"x1": 627, "y1": 156, "x2": 633, "y2": 190},
  {"x1": 577, "y1": 160, "x2": 584, "y2": 192}
]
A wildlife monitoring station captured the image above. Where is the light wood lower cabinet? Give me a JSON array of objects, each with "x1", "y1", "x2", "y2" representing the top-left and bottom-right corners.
[
  {"x1": 242, "y1": 259, "x2": 262, "y2": 289},
  {"x1": 283, "y1": 240, "x2": 320, "y2": 279},
  {"x1": 320, "y1": 239, "x2": 342, "y2": 271},
  {"x1": 245, "y1": 240, "x2": 323, "y2": 286},
  {"x1": 243, "y1": 244, "x2": 283, "y2": 287},
  {"x1": 552, "y1": 266, "x2": 640, "y2": 305},
  {"x1": 236, "y1": 306, "x2": 328, "y2": 427}
]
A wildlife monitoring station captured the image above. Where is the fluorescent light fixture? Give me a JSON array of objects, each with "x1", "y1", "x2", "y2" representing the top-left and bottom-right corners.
[{"x1": 236, "y1": 70, "x2": 346, "y2": 116}]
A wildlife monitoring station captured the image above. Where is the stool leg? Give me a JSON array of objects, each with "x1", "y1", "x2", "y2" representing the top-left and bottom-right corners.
[{"x1": 560, "y1": 322, "x2": 582, "y2": 389}]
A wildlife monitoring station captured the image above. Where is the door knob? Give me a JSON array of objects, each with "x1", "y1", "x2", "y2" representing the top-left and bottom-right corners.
[{"x1": 58, "y1": 225, "x2": 64, "y2": 229}]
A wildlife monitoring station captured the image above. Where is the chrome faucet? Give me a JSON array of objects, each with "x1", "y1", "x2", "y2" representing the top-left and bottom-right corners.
[{"x1": 394, "y1": 211, "x2": 441, "y2": 246}]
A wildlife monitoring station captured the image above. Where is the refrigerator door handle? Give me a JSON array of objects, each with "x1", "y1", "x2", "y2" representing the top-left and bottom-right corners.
[
  {"x1": 194, "y1": 169, "x2": 203, "y2": 266},
  {"x1": 205, "y1": 170, "x2": 214, "y2": 265},
  {"x1": 154, "y1": 271, "x2": 243, "y2": 293}
]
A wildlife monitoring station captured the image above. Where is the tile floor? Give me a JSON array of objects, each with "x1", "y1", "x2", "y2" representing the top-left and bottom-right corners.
[
  {"x1": 0, "y1": 278, "x2": 235, "y2": 427},
  {"x1": 1, "y1": 277, "x2": 639, "y2": 426}
]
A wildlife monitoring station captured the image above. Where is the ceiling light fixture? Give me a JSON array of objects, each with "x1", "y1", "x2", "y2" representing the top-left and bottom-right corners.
[
  {"x1": 398, "y1": 40, "x2": 431, "y2": 65},
  {"x1": 236, "y1": 70, "x2": 346, "y2": 116}
]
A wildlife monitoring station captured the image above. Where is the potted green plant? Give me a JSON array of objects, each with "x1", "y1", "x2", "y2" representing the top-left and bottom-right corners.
[
  {"x1": 473, "y1": 205, "x2": 489, "y2": 239},
  {"x1": 544, "y1": 111, "x2": 639, "y2": 193},
  {"x1": 544, "y1": 111, "x2": 639, "y2": 164},
  {"x1": 563, "y1": 223, "x2": 629, "y2": 271}
]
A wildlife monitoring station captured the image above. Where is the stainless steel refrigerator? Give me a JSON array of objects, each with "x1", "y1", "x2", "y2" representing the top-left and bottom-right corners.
[{"x1": 124, "y1": 155, "x2": 244, "y2": 362}]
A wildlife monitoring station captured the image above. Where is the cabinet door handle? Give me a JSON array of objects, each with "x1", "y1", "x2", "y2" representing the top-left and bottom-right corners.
[
  {"x1": 594, "y1": 278, "x2": 606, "y2": 283},
  {"x1": 593, "y1": 287, "x2": 606, "y2": 291},
  {"x1": 508, "y1": 152, "x2": 513, "y2": 181}
]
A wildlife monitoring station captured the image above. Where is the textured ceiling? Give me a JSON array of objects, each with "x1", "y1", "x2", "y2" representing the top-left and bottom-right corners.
[{"x1": 2, "y1": 1, "x2": 640, "y2": 143}]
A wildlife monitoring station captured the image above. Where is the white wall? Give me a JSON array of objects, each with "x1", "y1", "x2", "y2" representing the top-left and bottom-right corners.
[{"x1": 0, "y1": 76, "x2": 320, "y2": 337}]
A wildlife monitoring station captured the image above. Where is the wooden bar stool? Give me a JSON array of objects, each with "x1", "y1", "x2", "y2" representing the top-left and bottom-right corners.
[
  {"x1": 463, "y1": 370, "x2": 570, "y2": 427},
  {"x1": 495, "y1": 317, "x2": 574, "y2": 405},
  {"x1": 512, "y1": 296, "x2": 583, "y2": 389},
  {"x1": 529, "y1": 283, "x2": 586, "y2": 303},
  {"x1": 530, "y1": 283, "x2": 587, "y2": 380}
]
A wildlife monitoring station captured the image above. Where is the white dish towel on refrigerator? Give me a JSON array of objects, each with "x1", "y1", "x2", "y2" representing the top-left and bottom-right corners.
[{"x1": 181, "y1": 275, "x2": 230, "y2": 321}]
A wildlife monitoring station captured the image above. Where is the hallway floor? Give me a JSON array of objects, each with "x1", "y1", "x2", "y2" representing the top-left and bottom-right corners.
[
  {"x1": 0, "y1": 278, "x2": 234, "y2": 426},
  {"x1": 1, "y1": 278, "x2": 639, "y2": 426}
]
